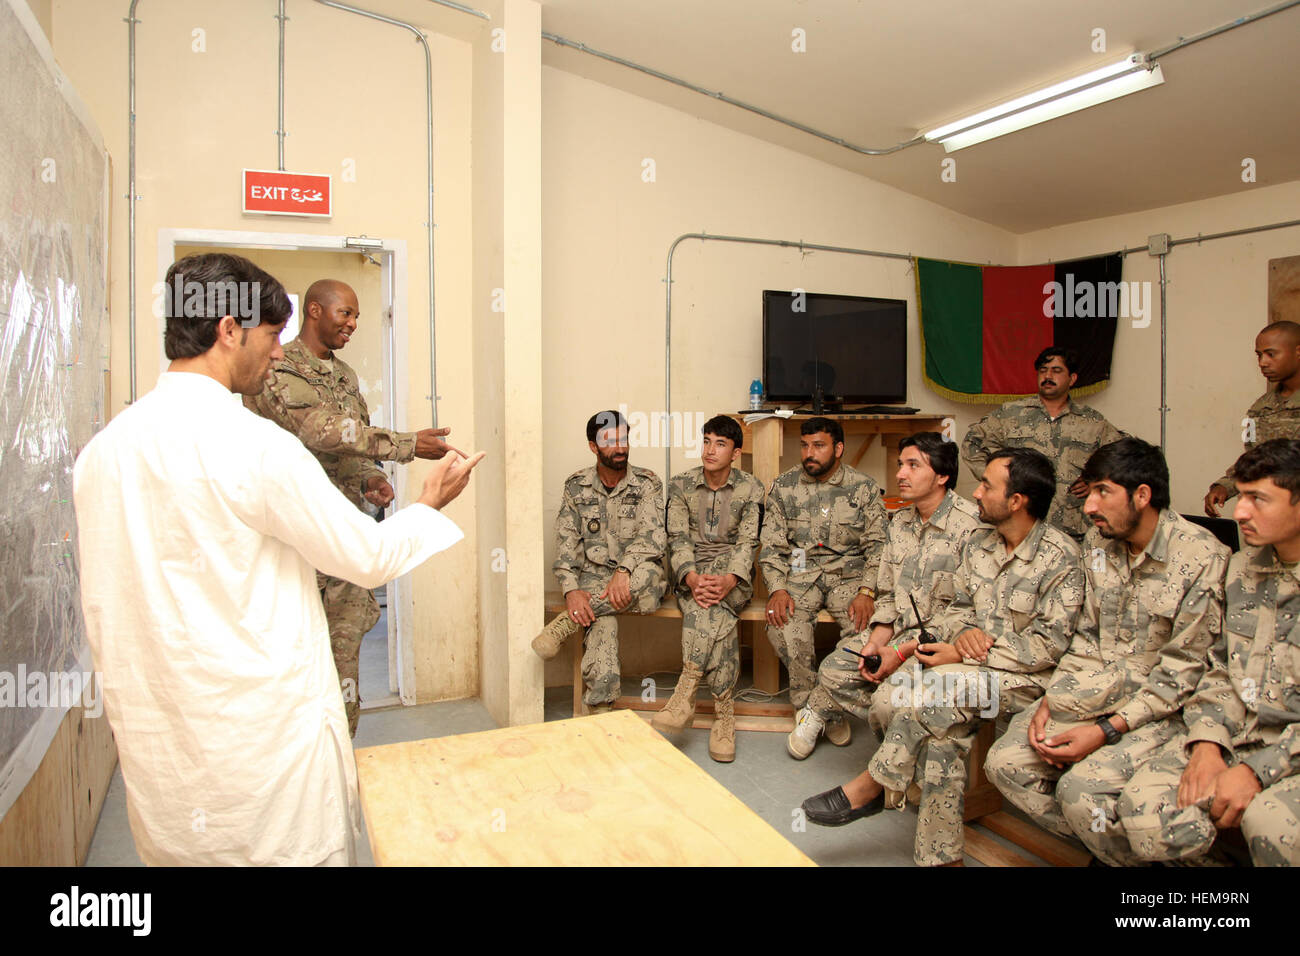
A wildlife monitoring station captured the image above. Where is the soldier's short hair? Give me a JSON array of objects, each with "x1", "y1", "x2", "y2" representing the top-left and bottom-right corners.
[
  {"x1": 1080, "y1": 437, "x2": 1171, "y2": 511},
  {"x1": 1258, "y1": 320, "x2": 1300, "y2": 345},
  {"x1": 800, "y1": 417, "x2": 844, "y2": 446},
  {"x1": 1231, "y1": 438, "x2": 1300, "y2": 503},
  {"x1": 1033, "y1": 346, "x2": 1080, "y2": 375},
  {"x1": 988, "y1": 447, "x2": 1055, "y2": 520},
  {"x1": 163, "y1": 253, "x2": 291, "y2": 360},
  {"x1": 586, "y1": 409, "x2": 629, "y2": 444},
  {"x1": 702, "y1": 414, "x2": 743, "y2": 450},
  {"x1": 899, "y1": 432, "x2": 958, "y2": 490}
]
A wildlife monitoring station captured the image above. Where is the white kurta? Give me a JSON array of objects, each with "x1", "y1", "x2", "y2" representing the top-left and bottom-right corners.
[{"x1": 73, "y1": 371, "x2": 463, "y2": 865}]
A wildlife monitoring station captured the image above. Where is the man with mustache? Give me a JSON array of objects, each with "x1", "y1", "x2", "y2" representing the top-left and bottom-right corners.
[
  {"x1": 760, "y1": 417, "x2": 887, "y2": 756},
  {"x1": 1204, "y1": 321, "x2": 1300, "y2": 517},
  {"x1": 1121, "y1": 438, "x2": 1300, "y2": 867},
  {"x1": 653, "y1": 415, "x2": 765, "y2": 761},
  {"x1": 963, "y1": 346, "x2": 1124, "y2": 541},
  {"x1": 533, "y1": 410, "x2": 667, "y2": 713},
  {"x1": 986, "y1": 437, "x2": 1229, "y2": 866},
  {"x1": 246, "y1": 278, "x2": 460, "y2": 737}
]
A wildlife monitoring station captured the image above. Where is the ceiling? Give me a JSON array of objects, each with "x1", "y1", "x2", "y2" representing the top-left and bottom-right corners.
[{"x1": 537, "y1": 0, "x2": 1300, "y2": 233}]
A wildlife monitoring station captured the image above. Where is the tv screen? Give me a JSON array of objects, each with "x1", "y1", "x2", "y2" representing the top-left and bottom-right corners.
[{"x1": 762, "y1": 290, "x2": 907, "y2": 404}]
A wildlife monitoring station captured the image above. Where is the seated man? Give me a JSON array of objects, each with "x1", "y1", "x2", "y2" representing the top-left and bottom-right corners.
[
  {"x1": 759, "y1": 417, "x2": 887, "y2": 752},
  {"x1": 801, "y1": 448, "x2": 1084, "y2": 867},
  {"x1": 652, "y1": 415, "x2": 764, "y2": 762},
  {"x1": 986, "y1": 437, "x2": 1229, "y2": 866},
  {"x1": 1121, "y1": 438, "x2": 1300, "y2": 867},
  {"x1": 789, "y1": 432, "x2": 982, "y2": 760},
  {"x1": 532, "y1": 410, "x2": 667, "y2": 713}
]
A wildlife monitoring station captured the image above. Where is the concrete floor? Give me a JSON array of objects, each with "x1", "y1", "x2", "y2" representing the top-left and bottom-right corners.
[{"x1": 83, "y1": 665, "x2": 1051, "y2": 866}]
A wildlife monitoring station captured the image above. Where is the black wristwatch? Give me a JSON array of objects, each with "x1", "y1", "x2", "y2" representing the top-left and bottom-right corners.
[{"x1": 1096, "y1": 715, "x2": 1121, "y2": 745}]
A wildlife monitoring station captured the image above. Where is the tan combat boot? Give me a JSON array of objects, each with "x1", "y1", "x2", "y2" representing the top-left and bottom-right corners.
[
  {"x1": 709, "y1": 689, "x2": 736, "y2": 763},
  {"x1": 532, "y1": 612, "x2": 582, "y2": 660},
  {"x1": 651, "y1": 661, "x2": 703, "y2": 735}
]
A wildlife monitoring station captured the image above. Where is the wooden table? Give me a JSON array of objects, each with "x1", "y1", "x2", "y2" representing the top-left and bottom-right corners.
[{"x1": 355, "y1": 710, "x2": 817, "y2": 866}]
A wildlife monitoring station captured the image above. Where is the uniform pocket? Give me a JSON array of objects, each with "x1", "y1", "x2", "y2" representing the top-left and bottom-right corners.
[{"x1": 1007, "y1": 587, "x2": 1036, "y2": 634}]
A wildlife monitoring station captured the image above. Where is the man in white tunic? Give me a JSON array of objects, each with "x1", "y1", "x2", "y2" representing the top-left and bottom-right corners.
[{"x1": 73, "y1": 253, "x2": 481, "y2": 866}]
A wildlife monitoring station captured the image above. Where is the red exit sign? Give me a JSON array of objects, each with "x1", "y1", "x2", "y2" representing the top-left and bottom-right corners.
[{"x1": 242, "y1": 168, "x2": 331, "y2": 218}]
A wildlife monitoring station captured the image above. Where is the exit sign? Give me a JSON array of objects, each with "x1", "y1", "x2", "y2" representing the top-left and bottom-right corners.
[{"x1": 242, "y1": 168, "x2": 332, "y2": 218}]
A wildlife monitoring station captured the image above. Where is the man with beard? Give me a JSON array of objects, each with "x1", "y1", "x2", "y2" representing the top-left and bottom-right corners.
[
  {"x1": 533, "y1": 410, "x2": 667, "y2": 712},
  {"x1": 788, "y1": 432, "x2": 982, "y2": 761},
  {"x1": 1120, "y1": 439, "x2": 1300, "y2": 867},
  {"x1": 760, "y1": 417, "x2": 887, "y2": 756},
  {"x1": 963, "y1": 346, "x2": 1124, "y2": 541},
  {"x1": 1205, "y1": 321, "x2": 1300, "y2": 517},
  {"x1": 653, "y1": 415, "x2": 765, "y2": 761},
  {"x1": 245, "y1": 278, "x2": 460, "y2": 736},
  {"x1": 801, "y1": 448, "x2": 1083, "y2": 866},
  {"x1": 986, "y1": 438, "x2": 1230, "y2": 866}
]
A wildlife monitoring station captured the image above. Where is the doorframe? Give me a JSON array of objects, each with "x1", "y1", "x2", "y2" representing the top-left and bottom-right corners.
[{"x1": 157, "y1": 228, "x2": 416, "y2": 706}]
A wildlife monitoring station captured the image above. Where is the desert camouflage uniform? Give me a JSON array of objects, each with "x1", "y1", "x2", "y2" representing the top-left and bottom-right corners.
[
  {"x1": 554, "y1": 465, "x2": 667, "y2": 706},
  {"x1": 962, "y1": 396, "x2": 1123, "y2": 539},
  {"x1": 1119, "y1": 545, "x2": 1300, "y2": 866},
  {"x1": 245, "y1": 336, "x2": 414, "y2": 736},
  {"x1": 1212, "y1": 388, "x2": 1300, "y2": 495},
  {"x1": 758, "y1": 463, "x2": 887, "y2": 708},
  {"x1": 806, "y1": 491, "x2": 982, "y2": 723},
  {"x1": 867, "y1": 520, "x2": 1084, "y2": 866},
  {"x1": 986, "y1": 510, "x2": 1229, "y2": 865},
  {"x1": 666, "y1": 466, "x2": 764, "y2": 696}
]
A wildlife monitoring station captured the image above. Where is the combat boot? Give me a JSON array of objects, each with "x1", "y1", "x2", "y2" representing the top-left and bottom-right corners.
[
  {"x1": 532, "y1": 611, "x2": 582, "y2": 660},
  {"x1": 825, "y1": 714, "x2": 852, "y2": 746},
  {"x1": 708, "y1": 689, "x2": 736, "y2": 762},
  {"x1": 652, "y1": 661, "x2": 703, "y2": 735}
]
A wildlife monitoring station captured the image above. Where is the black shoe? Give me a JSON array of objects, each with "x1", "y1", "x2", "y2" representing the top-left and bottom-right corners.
[{"x1": 802, "y1": 786, "x2": 886, "y2": 827}]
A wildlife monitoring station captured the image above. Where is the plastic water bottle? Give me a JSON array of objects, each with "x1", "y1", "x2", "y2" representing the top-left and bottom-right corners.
[{"x1": 749, "y1": 379, "x2": 763, "y2": 410}]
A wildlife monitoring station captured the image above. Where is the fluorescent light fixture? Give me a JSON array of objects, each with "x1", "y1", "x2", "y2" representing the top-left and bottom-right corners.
[{"x1": 923, "y1": 54, "x2": 1165, "y2": 152}]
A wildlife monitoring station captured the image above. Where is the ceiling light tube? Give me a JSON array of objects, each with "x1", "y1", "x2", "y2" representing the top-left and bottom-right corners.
[{"x1": 923, "y1": 54, "x2": 1165, "y2": 151}]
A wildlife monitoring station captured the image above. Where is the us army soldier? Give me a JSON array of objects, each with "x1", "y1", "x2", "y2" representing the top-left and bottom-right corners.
[
  {"x1": 244, "y1": 278, "x2": 459, "y2": 736},
  {"x1": 1122, "y1": 439, "x2": 1300, "y2": 867},
  {"x1": 760, "y1": 417, "x2": 887, "y2": 743},
  {"x1": 986, "y1": 438, "x2": 1229, "y2": 866},
  {"x1": 1205, "y1": 321, "x2": 1300, "y2": 517},
  {"x1": 790, "y1": 432, "x2": 981, "y2": 760},
  {"x1": 652, "y1": 416, "x2": 764, "y2": 762},
  {"x1": 533, "y1": 410, "x2": 667, "y2": 712},
  {"x1": 802, "y1": 448, "x2": 1083, "y2": 866},
  {"x1": 963, "y1": 346, "x2": 1123, "y2": 540}
]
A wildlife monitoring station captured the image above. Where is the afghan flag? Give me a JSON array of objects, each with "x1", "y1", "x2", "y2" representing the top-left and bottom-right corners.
[{"x1": 916, "y1": 253, "x2": 1124, "y2": 403}]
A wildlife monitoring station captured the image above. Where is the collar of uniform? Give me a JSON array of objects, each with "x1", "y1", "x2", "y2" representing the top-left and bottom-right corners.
[
  {"x1": 1246, "y1": 543, "x2": 1300, "y2": 583},
  {"x1": 693, "y1": 465, "x2": 736, "y2": 491},
  {"x1": 282, "y1": 336, "x2": 335, "y2": 373},
  {"x1": 1265, "y1": 385, "x2": 1300, "y2": 408},
  {"x1": 1029, "y1": 395, "x2": 1074, "y2": 420},
  {"x1": 798, "y1": 461, "x2": 847, "y2": 486},
  {"x1": 1102, "y1": 507, "x2": 1174, "y2": 570},
  {"x1": 580, "y1": 464, "x2": 638, "y2": 495},
  {"x1": 1010, "y1": 517, "x2": 1051, "y2": 563}
]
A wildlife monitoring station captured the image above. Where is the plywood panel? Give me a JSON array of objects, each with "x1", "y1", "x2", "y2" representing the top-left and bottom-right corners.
[
  {"x1": 357, "y1": 710, "x2": 815, "y2": 866},
  {"x1": 0, "y1": 709, "x2": 76, "y2": 866},
  {"x1": 71, "y1": 706, "x2": 117, "y2": 865}
]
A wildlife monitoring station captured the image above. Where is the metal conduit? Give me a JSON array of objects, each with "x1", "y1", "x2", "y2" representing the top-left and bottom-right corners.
[
  {"x1": 663, "y1": 216, "x2": 1300, "y2": 480},
  {"x1": 276, "y1": 0, "x2": 287, "y2": 170}
]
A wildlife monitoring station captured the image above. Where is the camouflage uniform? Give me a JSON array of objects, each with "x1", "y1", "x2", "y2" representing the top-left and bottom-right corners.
[
  {"x1": 805, "y1": 492, "x2": 982, "y2": 723},
  {"x1": 666, "y1": 466, "x2": 765, "y2": 696},
  {"x1": 758, "y1": 463, "x2": 887, "y2": 708},
  {"x1": 1119, "y1": 545, "x2": 1300, "y2": 866},
  {"x1": 986, "y1": 511, "x2": 1229, "y2": 866},
  {"x1": 1212, "y1": 387, "x2": 1300, "y2": 495},
  {"x1": 245, "y1": 336, "x2": 414, "y2": 736},
  {"x1": 867, "y1": 520, "x2": 1084, "y2": 866},
  {"x1": 553, "y1": 465, "x2": 667, "y2": 706},
  {"x1": 962, "y1": 397, "x2": 1123, "y2": 539}
]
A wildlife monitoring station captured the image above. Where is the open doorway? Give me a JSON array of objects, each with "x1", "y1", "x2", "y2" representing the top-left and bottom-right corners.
[{"x1": 158, "y1": 228, "x2": 412, "y2": 711}]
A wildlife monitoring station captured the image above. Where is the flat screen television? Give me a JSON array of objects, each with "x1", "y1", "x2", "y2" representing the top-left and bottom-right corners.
[{"x1": 762, "y1": 290, "x2": 907, "y2": 405}]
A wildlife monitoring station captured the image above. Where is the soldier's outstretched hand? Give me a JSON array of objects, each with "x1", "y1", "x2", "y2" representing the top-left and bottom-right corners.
[{"x1": 415, "y1": 425, "x2": 466, "y2": 460}]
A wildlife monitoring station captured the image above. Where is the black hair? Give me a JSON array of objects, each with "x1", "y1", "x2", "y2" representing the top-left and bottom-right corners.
[
  {"x1": 586, "y1": 409, "x2": 629, "y2": 444},
  {"x1": 1080, "y1": 437, "x2": 1171, "y2": 511},
  {"x1": 898, "y1": 432, "x2": 958, "y2": 490},
  {"x1": 1231, "y1": 438, "x2": 1300, "y2": 503},
  {"x1": 162, "y1": 253, "x2": 291, "y2": 360},
  {"x1": 1033, "y1": 346, "x2": 1080, "y2": 376},
  {"x1": 800, "y1": 416, "x2": 844, "y2": 446},
  {"x1": 987, "y1": 447, "x2": 1056, "y2": 521},
  {"x1": 702, "y1": 414, "x2": 743, "y2": 450}
]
